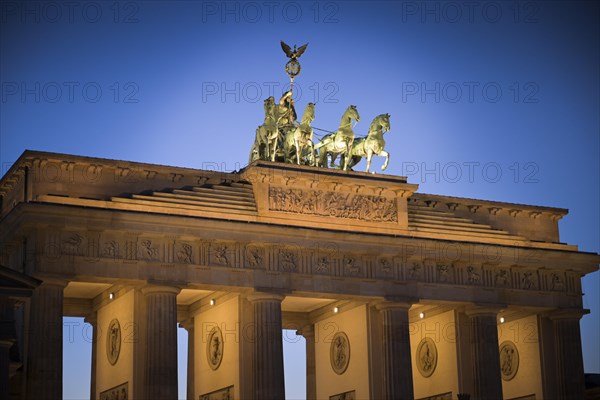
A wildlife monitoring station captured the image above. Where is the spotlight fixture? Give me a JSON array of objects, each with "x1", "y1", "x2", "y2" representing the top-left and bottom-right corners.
[
  {"x1": 333, "y1": 306, "x2": 339, "y2": 313},
  {"x1": 419, "y1": 312, "x2": 425, "y2": 319},
  {"x1": 210, "y1": 299, "x2": 216, "y2": 306},
  {"x1": 109, "y1": 292, "x2": 115, "y2": 300},
  {"x1": 499, "y1": 317, "x2": 505, "y2": 324}
]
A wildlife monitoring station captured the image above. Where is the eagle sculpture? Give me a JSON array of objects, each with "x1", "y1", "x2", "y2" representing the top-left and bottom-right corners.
[{"x1": 280, "y1": 41, "x2": 308, "y2": 61}]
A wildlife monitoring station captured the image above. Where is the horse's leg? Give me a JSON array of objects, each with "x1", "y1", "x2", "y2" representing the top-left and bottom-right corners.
[
  {"x1": 380, "y1": 151, "x2": 390, "y2": 170},
  {"x1": 365, "y1": 149, "x2": 374, "y2": 173},
  {"x1": 342, "y1": 148, "x2": 350, "y2": 171},
  {"x1": 330, "y1": 153, "x2": 339, "y2": 168},
  {"x1": 343, "y1": 138, "x2": 353, "y2": 171},
  {"x1": 309, "y1": 143, "x2": 316, "y2": 166},
  {"x1": 270, "y1": 135, "x2": 278, "y2": 162},
  {"x1": 295, "y1": 139, "x2": 301, "y2": 165}
]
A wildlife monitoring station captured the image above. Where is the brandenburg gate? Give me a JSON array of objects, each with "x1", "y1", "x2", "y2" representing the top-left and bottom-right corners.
[
  {"x1": 0, "y1": 150, "x2": 598, "y2": 399},
  {"x1": 1, "y1": 43, "x2": 598, "y2": 400}
]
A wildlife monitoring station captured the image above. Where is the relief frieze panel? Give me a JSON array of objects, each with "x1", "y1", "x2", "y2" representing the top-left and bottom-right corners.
[
  {"x1": 268, "y1": 186, "x2": 398, "y2": 223},
  {"x1": 244, "y1": 244, "x2": 265, "y2": 269},
  {"x1": 32, "y1": 229, "x2": 581, "y2": 299}
]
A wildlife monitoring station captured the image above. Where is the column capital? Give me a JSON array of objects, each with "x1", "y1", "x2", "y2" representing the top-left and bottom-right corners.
[
  {"x1": 296, "y1": 324, "x2": 315, "y2": 339},
  {"x1": 547, "y1": 308, "x2": 589, "y2": 321},
  {"x1": 141, "y1": 284, "x2": 181, "y2": 296},
  {"x1": 84, "y1": 311, "x2": 97, "y2": 326},
  {"x1": 35, "y1": 277, "x2": 68, "y2": 289},
  {"x1": 179, "y1": 318, "x2": 194, "y2": 332},
  {"x1": 247, "y1": 290, "x2": 285, "y2": 303},
  {"x1": 464, "y1": 303, "x2": 505, "y2": 317}
]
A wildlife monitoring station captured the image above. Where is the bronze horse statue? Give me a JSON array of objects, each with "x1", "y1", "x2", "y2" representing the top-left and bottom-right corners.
[
  {"x1": 314, "y1": 105, "x2": 360, "y2": 170},
  {"x1": 283, "y1": 102, "x2": 316, "y2": 165},
  {"x1": 342, "y1": 113, "x2": 391, "y2": 173},
  {"x1": 249, "y1": 96, "x2": 279, "y2": 163}
]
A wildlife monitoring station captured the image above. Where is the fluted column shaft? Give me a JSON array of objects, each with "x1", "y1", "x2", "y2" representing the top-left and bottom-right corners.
[
  {"x1": 248, "y1": 292, "x2": 285, "y2": 400},
  {"x1": 298, "y1": 325, "x2": 316, "y2": 400},
  {"x1": 25, "y1": 281, "x2": 66, "y2": 400},
  {"x1": 552, "y1": 311, "x2": 585, "y2": 399},
  {"x1": 142, "y1": 285, "x2": 181, "y2": 400},
  {"x1": 377, "y1": 302, "x2": 414, "y2": 400},
  {"x1": 466, "y1": 308, "x2": 503, "y2": 400}
]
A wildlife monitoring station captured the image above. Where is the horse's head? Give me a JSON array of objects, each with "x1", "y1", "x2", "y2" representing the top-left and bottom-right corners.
[
  {"x1": 346, "y1": 105, "x2": 360, "y2": 123},
  {"x1": 303, "y1": 103, "x2": 316, "y2": 122},
  {"x1": 264, "y1": 96, "x2": 275, "y2": 112},
  {"x1": 264, "y1": 97, "x2": 276, "y2": 116},
  {"x1": 381, "y1": 113, "x2": 391, "y2": 132}
]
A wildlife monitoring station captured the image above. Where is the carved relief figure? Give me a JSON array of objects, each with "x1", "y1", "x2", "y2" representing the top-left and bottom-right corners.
[
  {"x1": 214, "y1": 244, "x2": 229, "y2": 265},
  {"x1": 269, "y1": 187, "x2": 397, "y2": 223},
  {"x1": 421, "y1": 342, "x2": 434, "y2": 372},
  {"x1": 330, "y1": 332, "x2": 350, "y2": 374},
  {"x1": 103, "y1": 240, "x2": 119, "y2": 258},
  {"x1": 495, "y1": 269, "x2": 509, "y2": 286},
  {"x1": 379, "y1": 258, "x2": 392, "y2": 274},
  {"x1": 279, "y1": 250, "x2": 297, "y2": 271},
  {"x1": 521, "y1": 271, "x2": 536, "y2": 289},
  {"x1": 177, "y1": 243, "x2": 192, "y2": 263},
  {"x1": 315, "y1": 256, "x2": 330, "y2": 273},
  {"x1": 551, "y1": 273, "x2": 564, "y2": 291},
  {"x1": 140, "y1": 240, "x2": 159, "y2": 261},
  {"x1": 467, "y1": 266, "x2": 481, "y2": 284},
  {"x1": 437, "y1": 264, "x2": 450, "y2": 282},
  {"x1": 499, "y1": 341, "x2": 519, "y2": 381},
  {"x1": 416, "y1": 337, "x2": 438, "y2": 377},
  {"x1": 206, "y1": 327, "x2": 224, "y2": 370},
  {"x1": 345, "y1": 257, "x2": 360, "y2": 276},
  {"x1": 106, "y1": 319, "x2": 121, "y2": 366},
  {"x1": 409, "y1": 262, "x2": 422, "y2": 280},
  {"x1": 246, "y1": 246, "x2": 263, "y2": 268},
  {"x1": 99, "y1": 382, "x2": 128, "y2": 400},
  {"x1": 63, "y1": 233, "x2": 83, "y2": 255}
]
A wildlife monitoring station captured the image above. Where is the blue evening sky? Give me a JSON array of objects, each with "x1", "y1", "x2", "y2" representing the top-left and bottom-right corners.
[{"x1": 1, "y1": 1, "x2": 598, "y2": 399}]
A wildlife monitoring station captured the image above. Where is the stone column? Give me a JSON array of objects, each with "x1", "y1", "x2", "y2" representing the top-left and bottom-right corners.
[
  {"x1": 84, "y1": 313, "x2": 97, "y2": 400},
  {"x1": 247, "y1": 292, "x2": 285, "y2": 400},
  {"x1": 376, "y1": 301, "x2": 414, "y2": 400},
  {"x1": 25, "y1": 280, "x2": 66, "y2": 400},
  {"x1": 142, "y1": 285, "x2": 181, "y2": 400},
  {"x1": 297, "y1": 325, "x2": 316, "y2": 400},
  {"x1": 464, "y1": 306, "x2": 503, "y2": 400},
  {"x1": 550, "y1": 309, "x2": 586, "y2": 400},
  {"x1": 180, "y1": 319, "x2": 195, "y2": 400}
]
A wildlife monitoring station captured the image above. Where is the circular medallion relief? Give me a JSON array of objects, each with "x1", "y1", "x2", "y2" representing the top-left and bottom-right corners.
[
  {"x1": 106, "y1": 319, "x2": 121, "y2": 366},
  {"x1": 499, "y1": 341, "x2": 519, "y2": 381},
  {"x1": 416, "y1": 337, "x2": 438, "y2": 377},
  {"x1": 330, "y1": 332, "x2": 351, "y2": 375},
  {"x1": 206, "y1": 327, "x2": 224, "y2": 370}
]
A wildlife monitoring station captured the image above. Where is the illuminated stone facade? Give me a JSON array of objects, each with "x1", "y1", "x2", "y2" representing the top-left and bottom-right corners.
[{"x1": 0, "y1": 150, "x2": 598, "y2": 399}]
